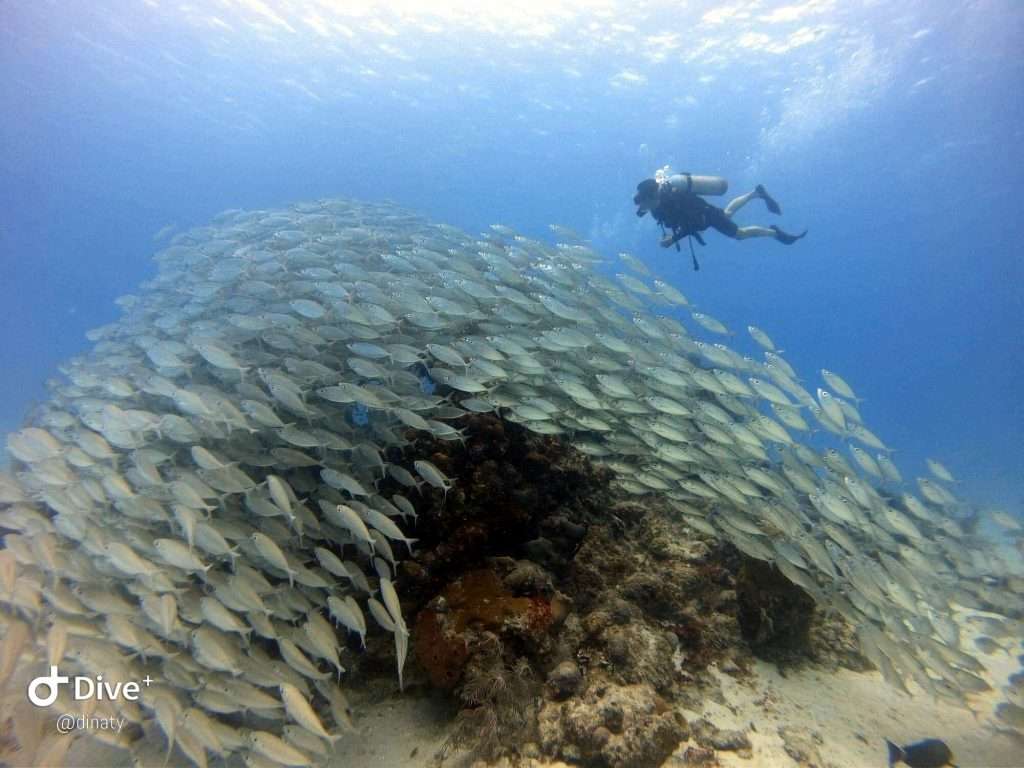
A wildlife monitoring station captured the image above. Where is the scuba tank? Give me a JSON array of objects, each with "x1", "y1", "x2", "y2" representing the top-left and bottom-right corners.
[{"x1": 666, "y1": 173, "x2": 728, "y2": 196}]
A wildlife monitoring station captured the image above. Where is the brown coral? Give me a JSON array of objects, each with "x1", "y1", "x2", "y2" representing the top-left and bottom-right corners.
[{"x1": 414, "y1": 568, "x2": 554, "y2": 689}]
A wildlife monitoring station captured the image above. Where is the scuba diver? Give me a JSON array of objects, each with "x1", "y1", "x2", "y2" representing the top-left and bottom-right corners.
[{"x1": 634, "y1": 167, "x2": 806, "y2": 270}]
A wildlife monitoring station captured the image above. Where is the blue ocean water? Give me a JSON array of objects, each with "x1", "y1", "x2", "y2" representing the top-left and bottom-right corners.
[{"x1": 1, "y1": 0, "x2": 1021, "y2": 513}]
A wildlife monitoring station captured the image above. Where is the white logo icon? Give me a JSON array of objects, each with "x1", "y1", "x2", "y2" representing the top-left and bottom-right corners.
[{"x1": 28, "y1": 666, "x2": 69, "y2": 708}]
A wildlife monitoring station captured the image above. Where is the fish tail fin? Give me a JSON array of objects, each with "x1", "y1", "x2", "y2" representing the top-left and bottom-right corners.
[{"x1": 885, "y1": 739, "x2": 904, "y2": 767}]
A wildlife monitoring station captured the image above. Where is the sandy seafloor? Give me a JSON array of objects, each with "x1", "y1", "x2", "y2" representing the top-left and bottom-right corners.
[
  {"x1": 332, "y1": 651, "x2": 1022, "y2": 768},
  {"x1": 52, "y1": 602, "x2": 1022, "y2": 768}
]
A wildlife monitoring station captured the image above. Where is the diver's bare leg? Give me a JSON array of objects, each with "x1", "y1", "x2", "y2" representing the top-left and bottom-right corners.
[
  {"x1": 724, "y1": 190, "x2": 758, "y2": 218},
  {"x1": 726, "y1": 185, "x2": 781, "y2": 217},
  {"x1": 734, "y1": 226, "x2": 775, "y2": 240},
  {"x1": 736, "y1": 225, "x2": 806, "y2": 244}
]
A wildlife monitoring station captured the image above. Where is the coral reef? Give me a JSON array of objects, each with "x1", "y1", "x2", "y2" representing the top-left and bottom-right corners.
[
  {"x1": 344, "y1": 410, "x2": 865, "y2": 766},
  {"x1": 568, "y1": 510, "x2": 742, "y2": 679},
  {"x1": 538, "y1": 679, "x2": 689, "y2": 768},
  {"x1": 341, "y1": 411, "x2": 591, "y2": 687}
]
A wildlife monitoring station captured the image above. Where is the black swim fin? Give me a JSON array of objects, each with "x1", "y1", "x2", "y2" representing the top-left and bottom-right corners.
[
  {"x1": 771, "y1": 225, "x2": 807, "y2": 245},
  {"x1": 886, "y1": 739, "x2": 905, "y2": 767},
  {"x1": 756, "y1": 184, "x2": 782, "y2": 215}
]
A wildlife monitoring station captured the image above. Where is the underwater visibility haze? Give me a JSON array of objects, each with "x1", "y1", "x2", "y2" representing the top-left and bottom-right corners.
[
  {"x1": 1, "y1": 1, "x2": 1023, "y2": 767},
  {"x1": 2, "y1": 1, "x2": 1022, "y2": 512}
]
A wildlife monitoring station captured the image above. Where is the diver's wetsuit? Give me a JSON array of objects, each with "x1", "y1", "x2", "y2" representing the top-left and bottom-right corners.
[{"x1": 652, "y1": 185, "x2": 738, "y2": 247}]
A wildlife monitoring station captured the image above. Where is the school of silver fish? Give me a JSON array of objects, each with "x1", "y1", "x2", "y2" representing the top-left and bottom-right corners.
[{"x1": 1, "y1": 197, "x2": 1022, "y2": 765}]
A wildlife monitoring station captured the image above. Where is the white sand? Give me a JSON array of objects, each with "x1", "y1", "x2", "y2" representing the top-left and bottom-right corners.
[
  {"x1": 683, "y1": 658, "x2": 1021, "y2": 768},
  {"x1": 329, "y1": 687, "x2": 466, "y2": 768}
]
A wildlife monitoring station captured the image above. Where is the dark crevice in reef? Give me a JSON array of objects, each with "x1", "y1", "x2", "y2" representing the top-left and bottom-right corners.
[
  {"x1": 401, "y1": 411, "x2": 607, "y2": 589},
  {"x1": 735, "y1": 556, "x2": 870, "y2": 673},
  {"x1": 736, "y1": 557, "x2": 816, "y2": 661},
  {"x1": 351, "y1": 410, "x2": 865, "y2": 767}
]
